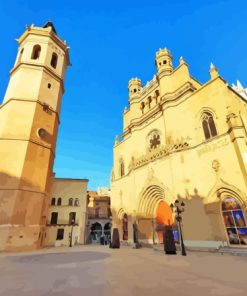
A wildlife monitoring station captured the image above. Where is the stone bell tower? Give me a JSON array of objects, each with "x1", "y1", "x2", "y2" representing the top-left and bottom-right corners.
[{"x1": 0, "y1": 22, "x2": 70, "y2": 251}]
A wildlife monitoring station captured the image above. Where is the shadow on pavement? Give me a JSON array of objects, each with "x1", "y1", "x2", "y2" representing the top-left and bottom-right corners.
[{"x1": 7, "y1": 251, "x2": 110, "y2": 264}]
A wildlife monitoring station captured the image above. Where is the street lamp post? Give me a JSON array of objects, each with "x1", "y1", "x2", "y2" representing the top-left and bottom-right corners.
[
  {"x1": 69, "y1": 219, "x2": 75, "y2": 247},
  {"x1": 170, "y1": 200, "x2": 187, "y2": 256}
]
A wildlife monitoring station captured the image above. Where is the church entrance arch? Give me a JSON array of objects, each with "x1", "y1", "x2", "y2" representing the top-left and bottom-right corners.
[
  {"x1": 137, "y1": 184, "x2": 175, "y2": 243},
  {"x1": 221, "y1": 196, "x2": 247, "y2": 245}
]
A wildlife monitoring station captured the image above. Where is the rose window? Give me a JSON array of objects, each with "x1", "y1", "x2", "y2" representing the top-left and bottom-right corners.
[{"x1": 149, "y1": 133, "x2": 161, "y2": 149}]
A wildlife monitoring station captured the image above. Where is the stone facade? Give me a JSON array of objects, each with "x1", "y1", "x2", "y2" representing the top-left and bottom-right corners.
[
  {"x1": 45, "y1": 177, "x2": 88, "y2": 247},
  {"x1": 87, "y1": 188, "x2": 111, "y2": 244},
  {"x1": 111, "y1": 48, "x2": 247, "y2": 248}
]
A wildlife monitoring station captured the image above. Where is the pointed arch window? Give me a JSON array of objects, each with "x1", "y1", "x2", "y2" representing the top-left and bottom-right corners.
[
  {"x1": 31, "y1": 45, "x2": 41, "y2": 60},
  {"x1": 202, "y1": 112, "x2": 217, "y2": 140},
  {"x1": 51, "y1": 197, "x2": 56, "y2": 205},
  {"x1": 51, "y1": 52, "x2": 58, "y2": 69},
  {"x1": 57, "y1": 197, "x2": 62, "y2": 206},
  {"x1": 69, "y1": 198, "x2": 73, "y2": 206},
  {"x1": 119, "y1": 160, "x2": 125, "y2": 177}
]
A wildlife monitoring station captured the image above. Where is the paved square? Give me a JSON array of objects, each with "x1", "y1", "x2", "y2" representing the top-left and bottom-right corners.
[{"x1": 0, "y1": 245, "x2": 246, "y2": 296}]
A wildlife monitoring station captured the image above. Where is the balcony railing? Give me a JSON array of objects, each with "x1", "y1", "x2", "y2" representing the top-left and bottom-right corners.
[
  {"x1": 47, "y1": 220, "x2": 79, "y2": 226},
  {"x1": 88, "y1": 214, "x2": 110, "y2": 219}
]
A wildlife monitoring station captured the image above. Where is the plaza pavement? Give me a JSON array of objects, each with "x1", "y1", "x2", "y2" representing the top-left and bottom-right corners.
[{"x1": 0, "y1": 244, "x2": 246, "y2": 296}]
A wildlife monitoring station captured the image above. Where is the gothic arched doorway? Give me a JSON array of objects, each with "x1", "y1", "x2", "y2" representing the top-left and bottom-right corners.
[
  {"x1": 90, "y1": 222, "x2": 102, "y2": 244},
  {"x1": 156, "y1": 201, "x2": 174, "y2": 243},
  {"x1": 221, "y1": 196, "x2": 247, "y2": 245},
  {"x1": 123, "y1": 213, "x2": 128, "y2": 240}
]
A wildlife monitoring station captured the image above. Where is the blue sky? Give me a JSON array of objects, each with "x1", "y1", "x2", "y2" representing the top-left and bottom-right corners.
[{"x1": 0, "y1": 0, "x2": 247, "y2": 190}]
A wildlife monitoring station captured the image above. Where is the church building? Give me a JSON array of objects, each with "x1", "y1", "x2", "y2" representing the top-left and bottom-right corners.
[{"x1": 111, "y1": 48, "x2": 247, "y2": 249}]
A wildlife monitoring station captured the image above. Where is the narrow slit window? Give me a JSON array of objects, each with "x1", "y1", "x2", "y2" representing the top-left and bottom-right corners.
[{"x1": 120, "y1": 160, "x2": 125, "y2": 177}]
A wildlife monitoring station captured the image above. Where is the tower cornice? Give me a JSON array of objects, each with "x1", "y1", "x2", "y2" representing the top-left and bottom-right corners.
[
  {"x1": 9, "y1": 62, "x2": 65, "y2": 94},
  {"x1": 0, "y1": 98, "x2": 61, "y2": 125}
]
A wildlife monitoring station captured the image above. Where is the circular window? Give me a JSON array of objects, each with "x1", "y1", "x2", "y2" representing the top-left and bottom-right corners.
[
  {"x1": 37, "y1": 128, "x2": 47, "y2": 138},
  {"x1": 147, "y1": 130, "x2": 161, "y2": 150}
]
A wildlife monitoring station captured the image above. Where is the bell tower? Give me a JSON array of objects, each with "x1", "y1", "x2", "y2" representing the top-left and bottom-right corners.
[
  {"x1": 155, "y1": 48, "x2": 173, "y2": 77},
  {"x1": 0, "y1": 22, "x2": 70, "y2": 251}
]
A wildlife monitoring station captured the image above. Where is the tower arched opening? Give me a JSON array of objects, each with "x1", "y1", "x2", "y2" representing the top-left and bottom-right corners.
[{"x1": 31, "y1": 45, "x2": 41, "y2": 60}]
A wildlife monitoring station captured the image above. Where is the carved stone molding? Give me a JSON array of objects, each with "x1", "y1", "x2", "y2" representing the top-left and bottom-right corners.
[
  {"x1": 132, "y1": 138, "x2": 190, "y2": 170},
  {"x1": 205, "y1": 177, "x2": 247, "y2": 208}
]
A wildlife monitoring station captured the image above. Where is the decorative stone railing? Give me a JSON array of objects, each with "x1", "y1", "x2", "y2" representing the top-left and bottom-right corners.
[
  {"x1": 140, "y1": 75, "x2": 158, "y2": 96},
  {"x1": 131, "y1": 139, "x2": 190, "y2": 170}
]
